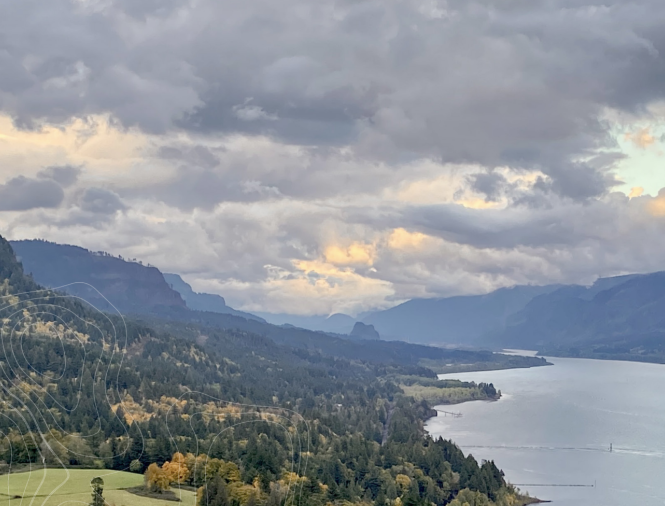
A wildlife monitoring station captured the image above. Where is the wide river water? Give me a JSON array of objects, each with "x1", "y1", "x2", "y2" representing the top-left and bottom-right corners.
[{"x1": 424, "y1": 353, "x2": 665, "y2": 505}]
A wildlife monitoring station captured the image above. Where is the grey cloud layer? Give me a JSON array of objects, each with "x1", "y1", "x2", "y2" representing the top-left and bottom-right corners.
[
  {"x1": 2, "y1": 0, "x2": 665, "y2": 200},
  {"x1": 3, "y1": 0, "x2": 665, "y2": 312},
  {"x1": 0, "y1": 176, "x2": 64, "y2": 211}
]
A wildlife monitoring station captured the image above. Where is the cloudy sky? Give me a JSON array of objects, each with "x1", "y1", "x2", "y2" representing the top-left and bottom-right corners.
[{"x1": 1, "y1": 0, "x2": 665, "y2": 315}]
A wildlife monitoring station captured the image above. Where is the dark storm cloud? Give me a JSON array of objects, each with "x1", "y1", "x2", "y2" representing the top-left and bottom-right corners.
[
  {"x1": 0, "y1": 0, "x2": 200, "y2": 132},
  {"x1": 2, "y1": 0, "x2": 665, "y2": 191},
  {"x1": 467, "y1": 172, "x2": 512, "y2": 202},
  {"x1": 533, "y1": 163, "x2": 622, "y2": 201},
  {"x1": 0, "y1": 176, "x2": 64, "y2": 211},
  {"x1": 145, "y1": 166, "x2": 260, "y2": 210}
]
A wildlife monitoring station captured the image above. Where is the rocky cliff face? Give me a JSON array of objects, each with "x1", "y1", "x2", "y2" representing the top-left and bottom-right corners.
[
  {"x1": 11, "y1": 240, "x2": 186, "y2": 313},
  {"x1": 350, "y1": 322, "x2": 381, "y2": 340}
]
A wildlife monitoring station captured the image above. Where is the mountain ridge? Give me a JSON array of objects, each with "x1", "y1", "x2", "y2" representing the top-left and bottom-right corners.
[
  {"x1": 11, "y1": 239, "x2": 186, "y2": 313},
  {"x1": 163, "y1": 273, "x2": 264, "y2": 322},
  {"x1": 361, "y1": 284, "x2": 563, "y2": 344}
]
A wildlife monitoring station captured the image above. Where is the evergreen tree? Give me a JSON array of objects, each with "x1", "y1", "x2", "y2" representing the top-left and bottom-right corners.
[
  {"x1": 199, "y1": 475, "x2": 230, "y2": 506},
  {"x1": 90, "y1": 477, "x2": 104, "y2": 506}
]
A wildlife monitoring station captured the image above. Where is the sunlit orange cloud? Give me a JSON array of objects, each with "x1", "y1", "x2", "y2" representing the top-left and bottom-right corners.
[
  {"x1": 624, "y1": 127, "x2": 656, "y2": 149},
  {"x1": 202, "y1": 260, "x2": 394, "y2": 316},
  {"x1": 0, "y1": 114, "x2": 145, "y2": 165},
  {"x1": 324, "y1": 242, "x2": 375, "y2": 266},
  {"x1": 271, "y1": 259, "x2": 392, "y2": 313},
  {"x1": 456, "y1": 198, "x2": 501, "y2": 209},
  {"x1": 387, "y1": 228, "x2": 430, "y2": 250},
  {"x1": 628, "y1": 187, "x2": 644, "y2": 198},
  {"x1": 0, "y1": 113, "x2": 157, "y2": 188},
  {"x1": 647, "y1": 190, "x2": 665, "y2": 216}
]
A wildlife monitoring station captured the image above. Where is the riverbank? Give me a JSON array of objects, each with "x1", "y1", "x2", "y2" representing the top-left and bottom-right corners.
[
  {"x1": 537, "y1": 347, "x2": 665, "y2": 365},
  {"x1": 401, "y1": 377, "x2": 501, "y2": 405},
  {"x1": 421, "y1": 353, "x2": 551, "y2": 374}
]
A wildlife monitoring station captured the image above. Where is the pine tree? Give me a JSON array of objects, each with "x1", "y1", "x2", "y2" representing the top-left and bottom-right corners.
[{"x1": 198, "y1": 475, "x2": 230, "y2": 506}]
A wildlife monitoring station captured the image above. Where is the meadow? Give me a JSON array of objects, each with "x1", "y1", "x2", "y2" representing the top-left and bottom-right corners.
[{"x1": 0, "y1": 468, "x2": 197, "y2": 506}]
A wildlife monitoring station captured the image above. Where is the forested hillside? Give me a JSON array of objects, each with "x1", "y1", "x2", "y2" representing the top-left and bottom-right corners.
[
  {"x1": 11, "y1": 239, "x2": 186, "y2": 312},
  {"x1": 491, "y1": 272, "x2": 665, "y2": 362},
  {"x1": 0, "y1": 235, "x2": 529, "y2": 506}
]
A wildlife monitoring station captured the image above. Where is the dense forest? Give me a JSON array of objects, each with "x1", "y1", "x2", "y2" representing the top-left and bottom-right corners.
[{"x1": 0, "y1": 235, "x2": 529, "y2": 506}]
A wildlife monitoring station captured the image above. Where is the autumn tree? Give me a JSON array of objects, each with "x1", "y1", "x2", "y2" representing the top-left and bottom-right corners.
[
  {"x1": 395, "y1": 474, "x2": 411, "y2": 495},
  {"x1": 145, "y1": 462, "x2": 170, "y2": 493},
  {"x1": 163, "y1": 452, "x2": 190, "y2": 485}
]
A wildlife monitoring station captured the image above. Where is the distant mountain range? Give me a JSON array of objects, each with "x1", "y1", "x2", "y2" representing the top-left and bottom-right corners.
[
  {"x1": 11, "y1": 238, "x2": 665, "y2": 364},
  {"x1": 361, "y1": 285, "x2": 563, "y2": 344},
  {"x1": 163, "y1": 273, "x2": 264, "y2": 322},
  {"x1": 7, "y1": 237, "x2": 543, "y2": 370},
  {"x1": 491, "y1": 272, "x2": 665, "y2": 360}
]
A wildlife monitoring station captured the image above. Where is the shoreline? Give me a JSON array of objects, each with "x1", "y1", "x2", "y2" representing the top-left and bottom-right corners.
[
  {"x1": 422, "y1": 399, "x2": 547, "y2": 506},
  {"x1": 432, "y1": 360, "x2": 552, "y2": 375},
  {"x1": 433, "y1": 395, "x2": 501, "y2": 407}
]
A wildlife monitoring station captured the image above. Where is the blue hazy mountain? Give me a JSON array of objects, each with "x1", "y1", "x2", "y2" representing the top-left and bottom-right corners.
[
  {"x1": 362, "y1": 285, "x2": 563, "y2": 344},
  {"x1": 163, "y1": 273, "x2": 264, "y2": 321},
  {"x1": 492, "y1": 272, "x2": 665, "y2": 360}
]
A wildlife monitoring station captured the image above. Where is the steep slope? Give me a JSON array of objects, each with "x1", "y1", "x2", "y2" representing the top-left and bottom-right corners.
[
  {"x1": 163, "y1": 273, "x2": 264, "y2": 321},
  {"x1": 492, "y1": 272, "x2": 665, "y2": 362},
  {"x1": 362, "y1": 284, "x2": 562, "y2": 344},
  {"x1": 11, "y1": 239, "x2": 185, "y2": 313}
]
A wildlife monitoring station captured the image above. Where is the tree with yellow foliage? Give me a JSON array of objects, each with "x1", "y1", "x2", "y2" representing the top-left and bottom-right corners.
[
  {"x1": 145, "y1": 462, "x2": 171, "y2": 493},
  {"x1": 163, "y1": 452, "x2": 190, "y2": 485},
  {"x1": 395, "y1": 474, "x2": 411, "y2": 495}
]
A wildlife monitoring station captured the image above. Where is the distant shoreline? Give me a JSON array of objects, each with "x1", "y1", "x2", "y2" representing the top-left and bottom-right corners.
[{"x1": 433, "y1": 360, "x2": 551, "y2": 375}]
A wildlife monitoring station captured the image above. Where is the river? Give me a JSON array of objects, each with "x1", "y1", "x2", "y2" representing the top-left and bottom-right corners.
[{"x1": 424, "y1": 353, "x2": 665, "y2": 505}]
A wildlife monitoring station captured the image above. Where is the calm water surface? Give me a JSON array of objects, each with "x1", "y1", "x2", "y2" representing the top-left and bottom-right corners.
[{"x1": 425, "y1": 354, "x2": 665, "y2": 505}]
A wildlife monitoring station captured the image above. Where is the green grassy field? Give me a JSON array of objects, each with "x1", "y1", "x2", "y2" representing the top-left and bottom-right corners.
[
  {"x1": 0, "y1": 468, "x2": 197, "y2": 506},
  {"x1": 400, "y1": 383, "x2": 494, "y2": 404}
]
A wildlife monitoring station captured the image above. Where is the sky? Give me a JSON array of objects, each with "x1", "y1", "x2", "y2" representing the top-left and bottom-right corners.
[{"x1": 1, "y1": 0, "x2": 665, "y2": 316}]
